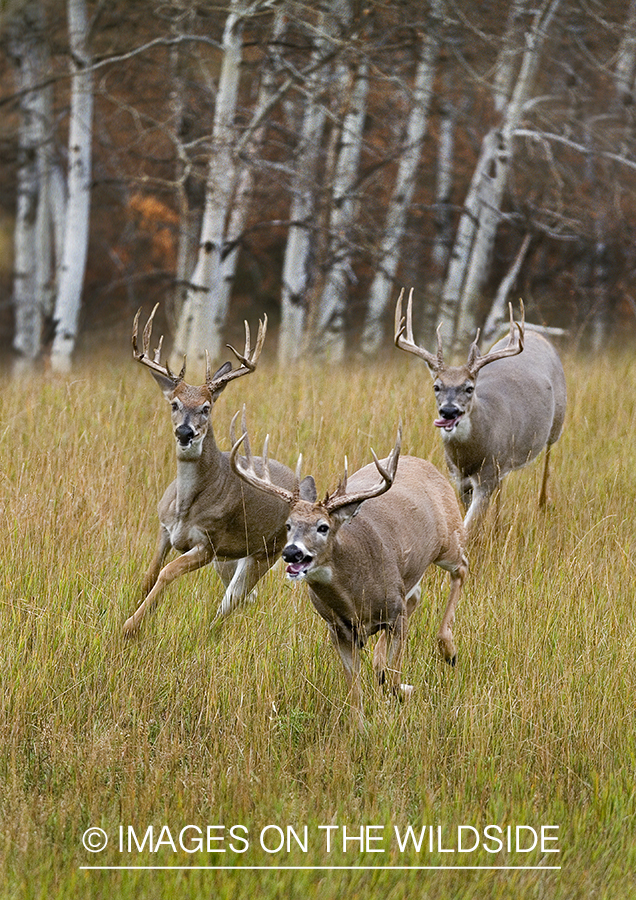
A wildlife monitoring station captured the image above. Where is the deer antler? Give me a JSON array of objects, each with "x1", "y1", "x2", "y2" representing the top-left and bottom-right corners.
[
  {"x1": 323, "y1": 423, "x2": 402, "y2": 514},
  {"x1": 229, "y1": 406, "x2": 299, "y2": 505},
  {"x1": 132, "y1": 303, "x2": 186, "y2": 385},
  {"x1": 466, "y1": 300, "x2": 525, "y2": 375},
  {"x1": 207, "y1": 315, "x2": 268, "y2": 392},
  {"x1": 394, "y1": 288, "x2": 445, "y2": 373}
]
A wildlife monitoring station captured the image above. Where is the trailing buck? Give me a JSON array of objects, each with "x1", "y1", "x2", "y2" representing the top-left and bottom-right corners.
[
  {"x1": 230, "y1": 419, "x2": 467, "y2": 727},
  {"x1": 123, "y1": 305, "x2": 295, "y2": 636},
  {"x1": 395, "y1": 289, "x2": 566, "y2": 535}
]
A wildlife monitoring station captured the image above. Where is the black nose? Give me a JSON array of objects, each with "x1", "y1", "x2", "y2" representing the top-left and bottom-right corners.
[
  {"x1": 282, "y1": 545, "x2": 305, "y2": 564},
  {"x1": 439, "y1": 405, "x2": 460, "y2": 420},
  {"x1": 175, "y1": 424, "x2": 195, "y2": 445}
]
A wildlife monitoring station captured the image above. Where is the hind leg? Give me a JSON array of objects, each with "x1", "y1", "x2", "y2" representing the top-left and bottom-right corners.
[
  {"x1": 436, "y1": 553, "x2": 468, "y2": 665},
  {"x1": 539, "y1": 444, "x2": 552, "y2": 507}
]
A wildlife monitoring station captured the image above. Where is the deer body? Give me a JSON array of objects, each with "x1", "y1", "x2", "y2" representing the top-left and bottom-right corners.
[
  {"x1": 395, "y1": 290, "x2": 566, "y2": 535},
  {"x1": 124, "y1": 308, "x2": 294, "y2": 636},
  {"x1": 293, "y1": 457, "x2": 466, "y2": 649},
  {"x1": 231, "y1": 426, "x2": 467, "y2": 726}
]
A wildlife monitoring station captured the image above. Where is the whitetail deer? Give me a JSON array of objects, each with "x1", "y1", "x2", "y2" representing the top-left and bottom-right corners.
[
  {"x1": 230, "y1": 420, "x2": 467, "y2": 727},
  {"x1": 395, "y1": 289, "x2": 566, "y2": 535},
  {"x1": 123, "y1": 305, "x2": 295, "y2": 636}
]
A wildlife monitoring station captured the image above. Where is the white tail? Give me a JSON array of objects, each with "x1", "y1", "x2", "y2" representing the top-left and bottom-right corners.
[
  {"x1": 123, "y1": 305, "x2": 295, "y2": 635},
  {"x1": 230, "y1": 419, "x2": 467, "y2": 728},
  {"x1": 395, "y1": 288, "x2": 567, "y2": 535}
]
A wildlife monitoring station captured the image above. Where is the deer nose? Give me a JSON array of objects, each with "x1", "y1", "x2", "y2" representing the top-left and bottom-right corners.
[
  {"x1": 439, "y1": 405, "x2": 460, "y2": 420},
  {"x1": 282, "y1": 545, "x2": 305, "y2": 564},
  {"x1": 175, "y1": 424, "x2": 195, "y2": 445}
]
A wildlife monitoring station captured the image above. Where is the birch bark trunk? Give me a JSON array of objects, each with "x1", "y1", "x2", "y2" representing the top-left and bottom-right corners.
[
  {"x1": 442, "y1": 0, "x2": 561, "y2": 349},
  {"x1": 215, "y1": 9, "x2": 286, "y2": 336},
  {"x1": 171, "y1": 0, "x2": 245, "y2": 370},
  {"x1": 615, "y1": 0, "x2": 636, "y2": 105},
  {"x1": 316, "y1": 57, "x2": 368, "y2": 361},
  {"x1": 8, "y1": 0, "x2": 50, "y2": 369},
  {"x1": 50, "y1": 0, "x2": 94, "y2": 373},
  {"x1": 360, "y1": 10, "x2": 441, "y2": 355}
]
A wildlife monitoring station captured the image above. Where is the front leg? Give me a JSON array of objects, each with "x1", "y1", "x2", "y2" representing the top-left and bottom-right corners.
[
  {"x1": 328, "y1": 628, "x2": 364, "y2": 731},
  {"x1": 463, "y1": 479, "x2": 496, "y2": 536},
  {"x1": 382, "y1": 612, "x2": 413, "y2": 700},
  {"x1": 141, "y1": 526, "x2": 171, "y2": 596},
  {"x1": 124, "y1": 543, "x2": 213, "y2": 636}
]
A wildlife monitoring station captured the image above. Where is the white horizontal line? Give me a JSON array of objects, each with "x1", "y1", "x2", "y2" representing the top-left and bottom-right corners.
[{"x1": 80, "y1": 865, "x2": 561, "y2": 871}]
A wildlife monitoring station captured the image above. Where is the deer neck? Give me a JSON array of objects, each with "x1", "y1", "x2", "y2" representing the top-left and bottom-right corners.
[{"x1": 174, "y1": 431, "x2": 221, "y2": 516}]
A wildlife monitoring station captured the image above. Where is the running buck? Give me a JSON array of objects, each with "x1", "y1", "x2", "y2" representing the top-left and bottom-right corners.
[
  {"x1": 230, "y1": 419, "x2": 467, "y2": 727},
  {"x1": 123, "y1": 305, "x2": 295, "y2": 636},
  {"x1": 394, "y1": 289, "x2": 566, "y2": 535}
]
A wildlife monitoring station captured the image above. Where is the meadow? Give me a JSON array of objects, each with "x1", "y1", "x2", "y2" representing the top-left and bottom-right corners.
[{"x1": 0, "y1": 348, "x2": 634, "y2": 898}]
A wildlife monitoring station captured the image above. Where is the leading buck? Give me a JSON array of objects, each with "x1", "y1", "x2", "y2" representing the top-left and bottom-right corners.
[
  {"x1": 395, "y1": 289, "x2": 566, "y2": 535},
  {"x1": 123, "y1": 305, "x2": 295, "y2": 636},
  {"x1": 230, "y1": 419, "x2": 467, "y2": 727}
]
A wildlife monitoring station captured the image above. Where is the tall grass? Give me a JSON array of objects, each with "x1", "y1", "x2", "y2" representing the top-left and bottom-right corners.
[{"x1": 0, "y1": 352, "x2": 634, "y2": 898}]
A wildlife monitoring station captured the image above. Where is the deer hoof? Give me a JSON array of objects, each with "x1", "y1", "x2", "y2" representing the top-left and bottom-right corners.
[{"x1": 399, "y1": 683, "x2": 414, "y2": 700}]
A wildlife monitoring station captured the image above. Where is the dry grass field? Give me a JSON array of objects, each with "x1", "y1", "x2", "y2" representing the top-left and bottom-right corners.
[{"x1": 0, "y1": 349, "x2": 634, "y2": 898}]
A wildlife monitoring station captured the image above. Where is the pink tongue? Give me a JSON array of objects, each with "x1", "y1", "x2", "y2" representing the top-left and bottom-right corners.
[
  {"x1": 286, "y1": 563, "x2": 305, "y2": 576},
  {"x1": 434, "y1": 416, "x2": 458, "y2": 429}
]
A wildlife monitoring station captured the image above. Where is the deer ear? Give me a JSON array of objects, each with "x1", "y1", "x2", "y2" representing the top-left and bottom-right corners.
[
  {"x1": 151, "y1": 370, "x2": 179, "y2": 398},
  {"x1": 330, "y1": 499, "x2": 364, "y2": 526},
  {"x1": 209, "y1": 361, "x2": 232, "y2": 400},
  {"x1": 299, "y1": 476, "x2": 317, "y2": 503}
]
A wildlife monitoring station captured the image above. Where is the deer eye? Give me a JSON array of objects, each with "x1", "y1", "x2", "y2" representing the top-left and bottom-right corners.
[
  {"x1": 433, "y1": 383, "x2": 441, "y2": 393},
  {"x1": 201, "y1": 405, "x2": 210, "y2": 416},
  {"x1": 465, "y1": 384, "x2": 474, "y2": 395},
  {"x1": 317, "y1": 523, "x2": 329, "y2": 535},
  {"x1": 171, "y1": 401, "x2": 179, "y2": 412}
]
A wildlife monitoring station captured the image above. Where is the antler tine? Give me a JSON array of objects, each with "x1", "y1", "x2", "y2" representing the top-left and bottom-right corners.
[
  {"x1": 132, "y1": 303, "x2": 184, "y2": 385},
  {"x1": 468, "y1": 301, "x2": 525, "y2": 375},
  {"x1": 209, "y1": 314, "x2": 268, "y2": 391},
  {"x1": 230, "y1": 406, "x2": 251, "y2": 460},
  {"x1": 394, "y1": 288, "x2": 445, "y2": 373},
  {"x1": 229, "y1": 406, "x2": 295, "y2": 506},
  {"x1": 325, "y1": 423, "x2": 402, "y2": 514}
]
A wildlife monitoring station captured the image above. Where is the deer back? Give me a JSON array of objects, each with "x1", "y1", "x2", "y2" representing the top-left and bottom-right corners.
[
  {"x1": 322, "y1": 455, "x2": 464, "y2": 602},
  {"x1": 461, "y1": 331, "x2": 566, "y2": 473}
]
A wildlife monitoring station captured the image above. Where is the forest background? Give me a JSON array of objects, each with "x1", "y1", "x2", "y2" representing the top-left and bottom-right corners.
[{"x1": 1, "y1": 0, "x2": 636, "y2": 372}]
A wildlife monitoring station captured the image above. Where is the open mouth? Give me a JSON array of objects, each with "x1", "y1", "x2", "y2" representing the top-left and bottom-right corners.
[
  {"x1": 285, "y1": 556, "x2": 313, "y2": 579},
  {"x1": 434, "y1": 414, "x2": 463, "y2": 433}
]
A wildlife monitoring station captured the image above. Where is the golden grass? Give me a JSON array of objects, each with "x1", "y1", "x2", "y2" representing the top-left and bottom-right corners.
[{"x1": 0, "y1": 352, "x2": 634, "y2": 898}]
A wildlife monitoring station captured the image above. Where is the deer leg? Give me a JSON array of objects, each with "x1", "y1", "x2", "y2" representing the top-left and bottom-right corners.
[
  {"x1": 329, "y1": 630, "x2": 364, "y2": 729},
  {"x1": 436, "y1": 554, "x2": 468, "y2": 665},
  {"x1": 141, "y1": 526, "x2": 171, "y2": 596},
  {"x1": 374, "y1": 585, "x2": 420, "y2": 694},
  {"x1": 464, "y1": 480, "x2": 495, "y2": 536},
  {"x1": 123, "y1": 544, "x2": 213, "y2": 636},
  {"x1": 383, "y1": 612, "x2": 413, "y2": 700},
  {"x1": 539, "y1": 444, "x2": 552, "y2": 507},
  {"x1": 373, "y1": 632, "x2": 387, "y2": 686},
  {"x1": 213, "y1": 555, "x2": 266, "y2": 620}
]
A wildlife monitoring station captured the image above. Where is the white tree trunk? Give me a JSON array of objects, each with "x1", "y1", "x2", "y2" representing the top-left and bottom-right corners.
[
  {"x1": 9, "y1": 0, "x2": 50, "y2": 369},
  {"x1": 482, "y1": 232, "x2": 531, "y2": 340},
  {"x1": 492, "y1": 0, "x2": 528, "y2": 112},
  {"x1": 317, "y1": 58, "x2": 369, "y2": 361},
  {"x1": 443, "y1": 0, "x2": 562, "y2": 348},
  {"x1": 172, "y1": 0, "x2": 245, "y2": 370},
  {"x1": 216, "y1": 9, "x2": 286, "y2": 335},
  {"x1": 615, "y1": 0, "x2": 636, "y2": 104},
  {"x1": 361, "y1": 13, "x2": 440, "y2": 355},
  {"x1": 278, "y1": 9, "x2": 332, "y2": 365},
  {"x1": 50, "y1": 0, "x2": 93, "y2": 373}
]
